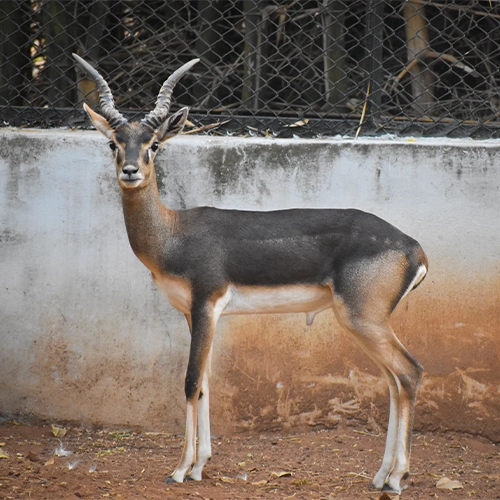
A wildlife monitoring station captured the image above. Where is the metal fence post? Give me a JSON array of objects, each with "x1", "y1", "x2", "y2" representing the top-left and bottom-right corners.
[
  {"x1": 322, "y1": 0, "x2": 347, "y2": 109},
  {"x1": 364, "y1": 0, "x2": 385, "y2": 130},
  {"x1": 42, "y1": 0, "x2": 75, "y2": 107},
  {"x1": 242, "y1": 0, "x2": 269, "y2": 110}
]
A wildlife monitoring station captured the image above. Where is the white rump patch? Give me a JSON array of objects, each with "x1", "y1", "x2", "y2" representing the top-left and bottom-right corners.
[{"x1": 400, "y1": 264, "x2": 427, "y2": 301}]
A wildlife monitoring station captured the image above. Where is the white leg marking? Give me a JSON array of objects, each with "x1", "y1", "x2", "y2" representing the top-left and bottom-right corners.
[
  {"x1": 170, "y1": 402, "x2": 197, "y2": 482},
  {"x1": 372, "y1": 368, "x2": 400, "y2": 490},
  {"x1": 385, "y1": 379, "x2": 414, "y2": 492},
  {"x1": 188, "y1": 365, "x2": 211, "y2": 480},
  {"x1": 185, "y1": 290, "x2": 231, "y2": 481}
]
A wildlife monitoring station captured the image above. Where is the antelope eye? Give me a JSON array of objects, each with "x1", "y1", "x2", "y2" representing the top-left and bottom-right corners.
[
  {"x1": 151, "y1": 142, "x2": 159, "y2": 152},
  {"x1": 109, "y1": 141, "x2": 117, "y2": 152}
]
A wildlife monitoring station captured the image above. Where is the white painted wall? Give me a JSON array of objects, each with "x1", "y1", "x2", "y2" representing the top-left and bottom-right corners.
[{"x1": 0, "y1": 129, "x2": 499, "y2": 437}]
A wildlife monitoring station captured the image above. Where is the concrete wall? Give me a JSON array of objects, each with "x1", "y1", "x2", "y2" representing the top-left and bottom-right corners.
[{"x1": 0, "y1": 129, "x2": 499, "y2": 439}]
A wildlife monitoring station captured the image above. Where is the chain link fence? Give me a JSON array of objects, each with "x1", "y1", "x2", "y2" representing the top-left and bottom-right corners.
[{"x1": 1, "y1": 0, "x2": 500, "y2": 138}]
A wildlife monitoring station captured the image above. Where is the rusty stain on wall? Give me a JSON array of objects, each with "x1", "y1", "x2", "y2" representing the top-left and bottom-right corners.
[
  {"x1": 13, "y1": 266, "x2": 498, "y2": 439},
  {"x1": 206, "y1": 273, "x2": 500, "y2": 441}
]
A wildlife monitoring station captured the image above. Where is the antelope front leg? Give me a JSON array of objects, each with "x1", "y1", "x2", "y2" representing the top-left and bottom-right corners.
[
  {"x1": 166, "y1": 291, "x2": 230, "y2": 483},
  {"x1": 187, "y1": 355, "x2": 212, "y2": 481},
  {"x1": 168, "y1": 365, "x2": 212, "y2": 483},
  {"x1": 167, "y1": 399, "x2": 198, "y2": 483},
  {"x1": 180, "y1": 318, "x2": 215, "y2": 480}
]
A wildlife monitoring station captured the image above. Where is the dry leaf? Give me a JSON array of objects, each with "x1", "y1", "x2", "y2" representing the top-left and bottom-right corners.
[
  {"x1": 379, "y1": 493, "x2": 400, "y2": 500},
  {"x1": 51, "y1": 424, "x2": 67, "y2": 438},
  {"x1": 45, "y1": 456, "x2": 55, "y2": 466},
  {"x1": 288, "y1": 119, "x2": 309, "y2": 128},
  {"x1": 436, "y1": 477, "x2": 463, "y2": 490},
  {"x1": 270, "y1": 471, "x2": 292, "y2": 479},
  {"x1": 252, "y1": 479, "x2": 268, "y2": 486},
  {"x1": 220, "y1": 476, "x2": 235, "y2": 484},
  {"x1": 183, "y1": 119, "x2": 230, "y2": 135},
  {"x1": 0, "y1": 449, "x2": 9, "y2": 459}
]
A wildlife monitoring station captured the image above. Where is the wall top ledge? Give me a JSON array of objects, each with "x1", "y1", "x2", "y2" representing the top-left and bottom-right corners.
[{"x1": 1, "y1": 127, "x2": 500, "y2": 149}]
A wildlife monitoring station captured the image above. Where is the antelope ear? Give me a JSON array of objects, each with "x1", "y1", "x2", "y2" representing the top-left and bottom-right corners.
[
  {"x1": 83, "y1": 103, "x2": 114, "y2": 138},
  {"x1": 156, "y1": 107, "x2": 189, "y2": 143}
]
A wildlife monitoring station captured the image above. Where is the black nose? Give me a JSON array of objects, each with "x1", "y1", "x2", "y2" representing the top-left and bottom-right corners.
[{"x1": 122, "y1": 164, "x2": 139, "y2": 176}]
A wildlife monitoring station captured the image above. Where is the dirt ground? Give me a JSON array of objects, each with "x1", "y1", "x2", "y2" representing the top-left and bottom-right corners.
[{"x1": 0, "y1": 420, "x2": 499, "y2": 500}]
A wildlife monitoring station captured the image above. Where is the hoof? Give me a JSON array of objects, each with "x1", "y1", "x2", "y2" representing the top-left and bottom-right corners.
[
  {"x1": 185, "y1": 475, "x2": 196, "y2": 481},
  {"x1": 165, "y1": 476, "x2": 181, "y2": 484},
  {"x1": 381, "y1": 484, "x2": 402, "y2": 495},
  {"x1": 370, "y1": 480, "x2": 385, "y2": 491}
]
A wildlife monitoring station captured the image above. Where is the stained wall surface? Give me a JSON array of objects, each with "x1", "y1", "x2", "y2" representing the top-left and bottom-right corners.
[{"x1": 0, "y1": 129, "x2": 499, "y2": 438}]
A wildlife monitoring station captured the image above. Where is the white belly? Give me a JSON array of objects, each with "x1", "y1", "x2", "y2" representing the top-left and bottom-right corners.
[
  {"x1": 224, "y1": 284, "x2": 333, "y2": 317},
  {"x1": 153, "y1": 273, "x2": 333, "y2": 323}
]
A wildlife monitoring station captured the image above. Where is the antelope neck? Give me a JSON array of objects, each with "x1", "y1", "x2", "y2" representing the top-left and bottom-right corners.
[{"x1": 120, "y1": 177, "x2": 175, "y2": 260}]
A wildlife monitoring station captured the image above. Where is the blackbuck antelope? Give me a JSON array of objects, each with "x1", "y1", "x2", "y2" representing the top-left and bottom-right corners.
[{"x1": 73, "y1": 54, "x2": 428, "y2": 494}]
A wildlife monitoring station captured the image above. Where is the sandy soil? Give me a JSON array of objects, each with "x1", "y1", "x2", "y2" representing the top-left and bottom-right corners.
[{"x1": 0, "y1": 420, "x2": 499, "y2": 499}]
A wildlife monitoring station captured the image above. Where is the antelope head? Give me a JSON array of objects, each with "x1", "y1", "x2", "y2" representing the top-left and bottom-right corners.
[{"x1": 73, "y1": 54, "x2": 199, "y2": 190}]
